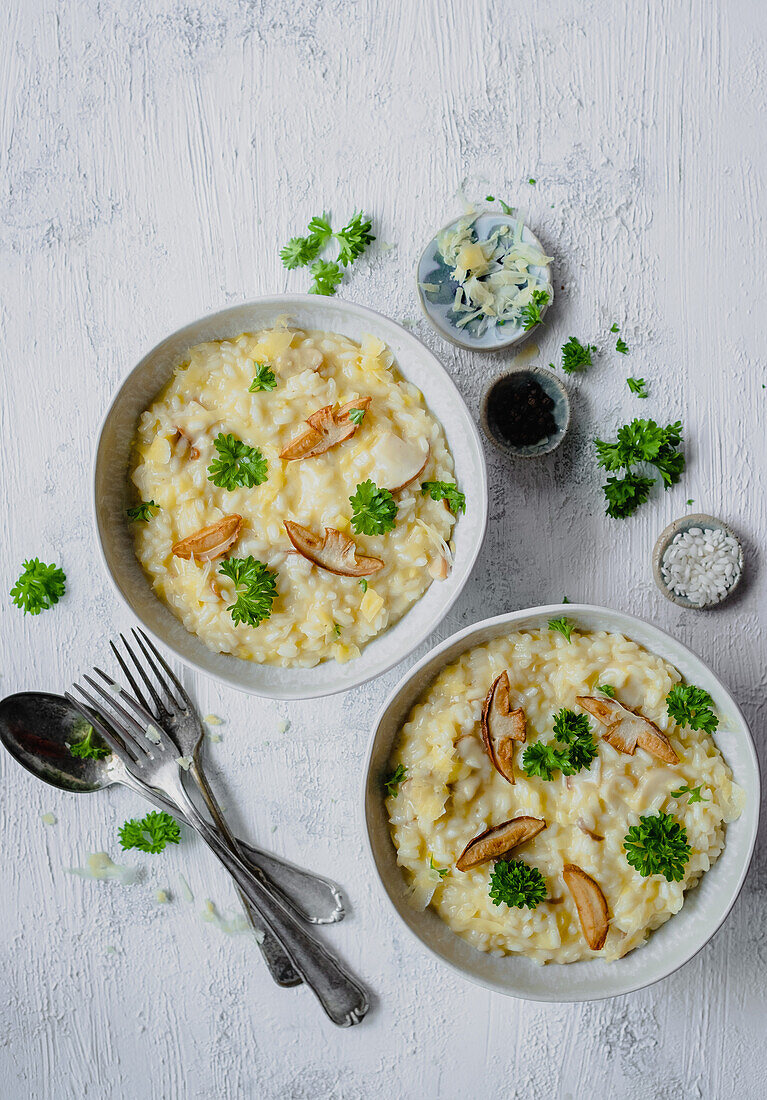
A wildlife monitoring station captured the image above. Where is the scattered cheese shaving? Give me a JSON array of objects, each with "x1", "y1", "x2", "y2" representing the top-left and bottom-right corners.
[
  {"x1": 145, "y1": 724, "x2": 162, "y2": 745},
  {"x1": 204, "y1": 714, "x2": 224, "y2": 726},
  {"x1": 155, "y1": 888, "x2": 169, "y2": 904},
  {"x1": 360, "y1": 587, "x2": 385, "y2": 622},
  {"x1": 41, "y1": 812, "x2": 57, "y2": 826},
  {"x1": 67, "y1": 852, "x2": 139, "y2": 885},
  {"x1": 176, "y1": 756, "x2": 193, "y2": 771},
  {"x1": 277, "y1": 718, "x2": 290, "y2": 734}
]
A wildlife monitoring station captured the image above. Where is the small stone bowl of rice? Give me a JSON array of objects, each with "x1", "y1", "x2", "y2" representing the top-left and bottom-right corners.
[{"x1": 652, "y1": 514, "x2": 744, "y2": 609}]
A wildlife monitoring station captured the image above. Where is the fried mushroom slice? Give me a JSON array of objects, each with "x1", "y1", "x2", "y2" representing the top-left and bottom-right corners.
[
  {"x1": 576, "y1": 696, "x2": 678, "y2": 764},
  {"x1": 481, "y1": 670, "x2": 526, "y2": 784},
  {"x1": 284, "y1": 521, "x2": 383, "y2": 577},
  {"x1": 456, "y1": 816, "x2": 546, "y2": 871},
  {"x1": 279, "y1": 397, "x2": 371, "y2": 461},
  {"x1": 171, "y1": 515, "x2": 242, "y2": 562},
  {"x1": 562, "y1": 864, "x2": 609, "y2": 951}
]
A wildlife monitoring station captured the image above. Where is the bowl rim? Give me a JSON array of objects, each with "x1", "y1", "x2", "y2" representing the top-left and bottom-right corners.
[
  {"x1": 362, "y1": 602, "x2": 760, "y2": 1001},
  {"x1": 415, "y1": 212, "x2": 553, "y2": 352},
  {"x1": 91, "y1": 294, "x2": 489, "y2": 699}
]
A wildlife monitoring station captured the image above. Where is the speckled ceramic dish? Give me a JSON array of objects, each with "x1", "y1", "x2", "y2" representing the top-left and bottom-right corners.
[
  {"x1": 93, "y1": 296, "x2": 488, "y2": 700},
  {"x1": 480, "y1": 367, "x2": 570, "y2": 458},
  {"x1": 416, "y1": 213, "x2": 553, "y2": 351},
  {"x1": 363, "y1": 605, "x2": 759, "y2": 1002},
  {"x1": 652, "y1": 514, "x2": 744, "y2": 609}
]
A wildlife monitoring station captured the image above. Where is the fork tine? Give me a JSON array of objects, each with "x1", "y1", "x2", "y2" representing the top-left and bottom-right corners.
[
  {"x1": 134, "y1": 628, "x2": 192, "y2": 708},
  {"x1": 110, "y1": 639, "x2": 154, "y2": 714},
  {"x1": 65, "y1": 688, "x2": 141, "y2": 766},
  {"x1": 119, "y1": 633, "x2": 169, "y2": 716},
  {"x1": 82, "y1": 674, "x2": 152, "y2": 747},
  {"x1": 93, "y1": 667, "x2": 180, "y2": 757}
]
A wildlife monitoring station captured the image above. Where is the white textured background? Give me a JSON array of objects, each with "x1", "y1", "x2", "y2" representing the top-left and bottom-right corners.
[{"x1": 1, "y1": 1, "x2": 765, "y2": 1097}]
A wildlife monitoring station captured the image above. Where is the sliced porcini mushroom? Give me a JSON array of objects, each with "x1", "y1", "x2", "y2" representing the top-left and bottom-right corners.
[
  {"x1": 428, "y1": 553, "x2": 449, "y2": 580},
  {"x1": 481, "y1": 671, "x2": 526, "y2": 784},
  {"x1": 279, "y1": 397, "x2": 371, "y2": 461},
  {"x1": 284, "y1": 520, "x2": 383, "y2": 577},
  {"x1": 562, "y1": 864, "x2": 609, "y2": 951},
  {"x1": 368, "y1": 433, "x2": 430, "y2": 493},
  {"x1": 576, "y1": 696, "x2": 678, "y2": 764},
  {"x1": 456, "y1": 816, "x2": 546, "y2": 871},
  {"x1": 173, "y1": 426, "x2": 200, "y2": 460},
  {"x1": 577, "y1": 818, "x2": 605, "y2": 842},
  {"x1": 171, "y1": 515, "x2": 242, "y2": 562}
]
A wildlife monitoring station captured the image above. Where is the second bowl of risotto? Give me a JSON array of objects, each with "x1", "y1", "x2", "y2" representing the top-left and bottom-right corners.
[
  {"x1": 94, "y1": 297, "x2": 487, "y2": 699},
  {"x1": 364, "y1": 605, "x2": 759, "y2": 1001}
]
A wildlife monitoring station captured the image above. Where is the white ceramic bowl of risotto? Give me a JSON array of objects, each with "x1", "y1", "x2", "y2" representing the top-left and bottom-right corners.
[
  {"x1": 363, "y1": 604, "x2": 759, "y2": 1001},
  {"x1": 93, "y1": 296, "x2": 487, "y2": 699}
]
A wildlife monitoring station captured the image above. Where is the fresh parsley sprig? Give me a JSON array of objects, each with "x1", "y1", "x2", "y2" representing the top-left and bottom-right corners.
[
  {"x1": 280, "y1": 210, "x2": 375, "y2": 294},
  {"x1": 349, "y1": 480, "x2": 397, "y2": 536},
  {"x1": 597, "y1": 684, "x2": 616, "y2": 697},
  {"x1": 623, "y1": 812, "x2": 691, "y2": 882},
  {"x1": 671, "y1": 783, "x2": 709, "y2": 805},
  {"x1": 519, "y1": 289, "x2": 549, "y2": 331},
  {"x1": 627, "y1": 377, "x2": 648, "y2": 398},
  {"x1": 249, "y1": 363, "x2": 277, "y2": 392},
  {"x1": 489, "y1": 859, "x2": 547, "y2": 910},
  {"x1": 384, "y1": 763, "x2": 407, "y2": 797},
  {"x1": 207, "y1": 433, "x2": 268, "y2": 490},
  {"x1": 548, "y1": 616, "x2": 574, "y2": 642},
  {"x1": 309, "y1": 259, "x2": 343, "y2": 296},
  {"x1": 119, "y1": 810, "x2": 181, "y2": 854},
  {"x1": 127, "y1": 500, "x2": 160, "y2": 522},
  {"x1": 595, "y1": 419, "x2": 685, "y2": 518},
  {"x1": 218, "y1": 557, "x2": 278, "y2": 627},
  {"x1": 602, "y1": 473, "x2": 655, "y2": 519},
  {"x1": 554, "y1": 337, "x2": 596, "y2": 375},
  {"x1": 522, "y1": 708, "x2": 597, "y2": 780},
  {"x1": 616, "y1": 337, "x2": 629, "y2": 354},
  {"x1": 10, "y1": 559, "x2": 66, "y2": 615},
  {"x1": 666, "y1": 684, "x2": 718, "y2": 734},
  {"x1": 335, "y1": 211, "x2": 375, "y2": 266},
  {"x1": 348, "y1": 407, "x2": 366, "y2": 426},
  {"x1": 68, "y1": 718, "x2": 110, "y2": 760},
  {"x1": 420, "y1": 481, "x2": 466, "y2": 515}
]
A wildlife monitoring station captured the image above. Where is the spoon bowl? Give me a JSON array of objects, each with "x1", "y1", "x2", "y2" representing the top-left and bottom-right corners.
[{"x1": 0, "y1": 692, "x2": 110, "y2": 793}]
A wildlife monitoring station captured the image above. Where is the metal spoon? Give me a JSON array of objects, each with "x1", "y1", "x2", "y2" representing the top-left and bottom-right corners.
[{"x1": 0, "y1": 692, "x2": 345, "y2": 927}]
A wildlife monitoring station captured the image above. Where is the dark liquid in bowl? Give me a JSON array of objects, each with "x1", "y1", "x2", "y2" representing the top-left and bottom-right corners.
[{"x1": 487, "y1": 375, "x2": 558, "y2": 447}]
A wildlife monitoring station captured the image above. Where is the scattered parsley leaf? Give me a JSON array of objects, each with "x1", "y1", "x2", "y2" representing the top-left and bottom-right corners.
[
  {"x1": 666, "y1": 684, "x2": 718, "y2": 734},
  {"x1": 358, "y1": 578, "x2": 368, "y2": 592},
  {"x1": 485, "y1": 194, "x2": 495, "y2": 202},
  {"x1": 334, "y1": 211, "x2": 375, "y2": 266},
  {"x1": 686, "y1": 499, "x2": 694, "y2": 506},
  {"x1": 333, "y1": 623, "x2": 341, "y2": 636},
  {"x1": 519, "y1": 289, "x2": 549, "y2": 331},
  {"x1": 420, "y1": 481, "x2": 466, "y2": 515},
  {"x1": 499, "y1": 199, "x2": 514, "y2": 215},
  {"x1": 627, "y1": 377, "x2": 648, "y2": 398},
  {"x1": 610, "y1": 323, "x2": 620, "y2": 333},
  {"x1": 602, "y1": 473, "x2": 656, "y2": 519},
  {"x1": 616, "y1": 337, "x2": 629, "y2": 354},
  {"x1": 429, "y1": 854, "x2": 448, "y2": 879},
  {"x1": 623, "y1": 812, "x2": 691, "y2": 882},
  {"x1": 348, "y1": 407, "x2": 366, "y2": 426},
  {"x1": 528, "y1": 178, "x2": 536, "y2": 186},
  {"x1": 384, "y1": 763, "x2": 407, "y2": 797},
  {"x1": 671, "y1": 783, "x2": 709, "y2": 805},
  {"x1": 548, "y1": 616, "x2": 574, "y2": 642},
  {"x1": 68, "y1": 718, "x2": 110, "y2": 760},
  {"x1": 218, "y1": 557, "x2": 277, "y2": 628},
  {"x1": 559, "y1": 336, "x2": 596, "y2": 375},
  {"x1": 249, "y1": 363, "x2": 277, "y2": 392},
  {"x1": 119, "y1": 810, "x2": 181, "y2": 854},
  {"x1": 562, "y1": 596, "x2": 570, "y2": 604},
  {"x1": 597, "y1": 684, "x2": 616, "y2": 698},
  {"x1": 10, "y1": 559, "x2": 66, "y2": 615},
  {"x1": 349, "y1": 480, "x2": 397, "y2": 536},
  {"x1": 127, "y1": 500, "x2": 160, "y2": 522},
  {"x1": 309, "y1": 259, "x2": 343, "y2": 296},
  {"x1": 489, "y1": 859, "x2": 547, "y2": 909},
  {"x1": 207, "y1": 433, "x2": 267, "y2": 490}
]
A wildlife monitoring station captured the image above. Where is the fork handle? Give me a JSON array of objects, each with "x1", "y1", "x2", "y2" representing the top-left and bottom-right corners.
[{"x1": 178, "y1": 791, "x2": 369, "y2": 1027}]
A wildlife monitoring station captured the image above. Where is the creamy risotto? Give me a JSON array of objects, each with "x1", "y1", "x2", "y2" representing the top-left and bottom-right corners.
[
  {"x1": 386, "y1": 626, "x2": 744, "y2": 964},
  {"x1": 129, "y1": 325, "x2": 459, "y2": 667}
]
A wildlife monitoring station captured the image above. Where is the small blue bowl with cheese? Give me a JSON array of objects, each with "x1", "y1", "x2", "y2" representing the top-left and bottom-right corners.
[{"x1": 416, "y1": 211, "x2": 553, "y2": 351}]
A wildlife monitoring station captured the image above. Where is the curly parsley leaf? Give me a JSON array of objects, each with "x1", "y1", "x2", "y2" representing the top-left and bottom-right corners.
[
  {"x1": 522, "y1": 708, "x2": 597, "y2": 780},
  {"x1": 671, "y1": 782, "x2": 709, "y2": 805},
  {"x1": 249, "y1": 363, "x2": 277, "y2": 392},
  {"x1": 127, "y1": 500, "x2": 160, "y2": 522},
  {"x1": 218, "y1": 556, "x2": 277, "y2": 628},
  {"x1": 420, "y1": 481, "x2": 466, "y2": 515},
  {"x1": 666, "y1": 684, "x2": 719, "y2": 734},
  {"x1": 627, "y1": 377, "x2": 648, "y2": 398},
  {"x1": 521, "y1": 740, "x2": 569, "y2": 781},
  {"x1": 548, "y1": 616, "x2": 574, "y2": 642},
  {"x1": 602, "y1": 473, "x2": 656, "y2": 519},
  {"x1": 68, "y1": 718, "x2": 110, "y2": 760},
  {"x1": 623, "y1": 812, "x2": 691, "y2": 882},
  {"x1": 334, "y1": 211, "x2": 375, "y2": 266},
  {"x1": 384, "y1": 763, "x2": 407, "y2": 797},
  {"x1": 558, "y1": 337, "x2": 596, "y2": 375},
  {"x1": 519, "y1": 289, "x2": 549, "y2": 331},
  {"x1": 306, "y1": 213, "x2": 333, "y2": 247},
  {"x1": 10, "y1": 559, "x2": 66, "y2": 615},
  {"x1": 280, "y1": 235, "x2": 322, "y2": 270},
  {"x1": 349, "y1": 480, "x2": 397, "y2": 536},
  {"x1": 348, "y1": 407, "x2": 366, "y2": 426},
  {"x1": 207, "y1": 433, "x2": 267, "y2": 490},
  {"x1": 119, "y1": 810, "x2": 181, "y2": 854},
  {"x1": 616, "y1": 337, "x2": 629, "y2": 354},
  {"x1": 489, "y1": 859, "x2": 547, "y2": 910},
  {"x1": 309, "y1": 259, "x2": 343, "y2": 296}
]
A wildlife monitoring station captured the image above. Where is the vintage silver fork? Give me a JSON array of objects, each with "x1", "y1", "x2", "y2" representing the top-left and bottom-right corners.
[
  {"x1": 66, "y1": 678, "x2": 369, "y2": 1027},
  {"x1": 103, "y1": 629, "x2": 343, "y2": 989}
]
